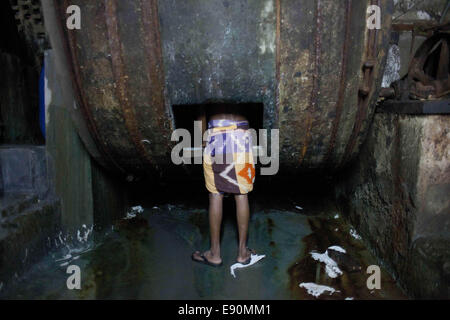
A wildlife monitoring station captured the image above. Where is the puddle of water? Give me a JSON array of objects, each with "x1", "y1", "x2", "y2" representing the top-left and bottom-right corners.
[
  {"x1": 0, "y1": 201, "x2": 407, "y2": 300},
  {"x1": 288, "y1": 215, "x2": 406, "y2": 300}
]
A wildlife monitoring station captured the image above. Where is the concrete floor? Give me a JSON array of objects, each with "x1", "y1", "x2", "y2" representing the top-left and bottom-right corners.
[{"x1": 0, "y1": 192, "x2": 407, "y2": 300}]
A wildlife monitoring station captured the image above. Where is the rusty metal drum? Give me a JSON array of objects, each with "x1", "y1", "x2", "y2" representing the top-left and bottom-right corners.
[{"x1": 43, "y1": 0, "x2": 393, "y2": 177}]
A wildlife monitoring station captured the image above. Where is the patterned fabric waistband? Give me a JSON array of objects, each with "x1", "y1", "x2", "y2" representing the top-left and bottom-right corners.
[{"x1": 208, "y1": 119, "x2": 249, "y2": 130}]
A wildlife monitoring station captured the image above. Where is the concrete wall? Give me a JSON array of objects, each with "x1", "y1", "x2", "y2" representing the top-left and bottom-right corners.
[
  {"x1": 91, "y1": 160, "x2": 128, "y2": 231},
  {"x1": 44, "y1": 50, "x2": 94, "y2": 232},
  {"x1": 0, "y1": 47, "x2": 128, "y2": 290},
  {"x1": 44, "y1": 49, "x2": 128, "y2": 234},
  {"x1": 336, "y1": 113, "x2": 450, "y2": 298},
  {"x1": 346, "y1": 2, "x2": 449, "y2": 298},
  {"x1": 0, "y1": 145, "x2": 61, "y2": 289},
  {"x1": 39, "y1": 0, "x2": 138, "y2": 234}
]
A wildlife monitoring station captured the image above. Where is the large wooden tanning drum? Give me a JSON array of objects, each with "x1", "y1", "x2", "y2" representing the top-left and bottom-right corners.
[{"x1": 43, "y1": 0, "x2": 393, "y2": 177}]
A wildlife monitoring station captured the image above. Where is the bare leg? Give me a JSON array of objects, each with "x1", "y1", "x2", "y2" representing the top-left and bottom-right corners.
[
  {"x1": 235, "y1": 194, "x2": 252, "y2": 263},
  {"x1": 208, "y1": 193, "x2": 223, "y2": 262},
  {"x1": 192, "y1": 193, "x2": 223, "y2": 264}
]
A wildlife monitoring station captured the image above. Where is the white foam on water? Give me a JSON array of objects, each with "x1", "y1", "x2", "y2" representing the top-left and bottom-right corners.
[
  {"x1": 299, "y1": 282, "x2": 339, "y2": 298},
  {"x1": 124, "y1": 211, "x2": 137, "y2": 220},
  {"x1": 328, "y1": 245, "x2": 346, "y2": 254},
  {"x1": 230, "y1": 254, "x2": 265, "y2": 278},
  {"x1": 58, "y1": 231, "x2": 65, "y2": 246},
  {"x1": 310, "y1": 246, "x2": 347, "y2": 278},
  {"x1": 77, "y1": 225, "x2": 93, "y2": 242},
  {"x1": 350, "y1": 228, "x2": 362, "y2": 240},
  {"x1": 131, "y1": 206, "x2": 144, "y2": 213},
  {"x1": 55, "y1": 254, "x2": 72, "y2": 262},
  {"x1": 124, "y1": 205, "x2": 144, "y2": 220},
  {"x1": 52, "y1": 225, "x2": 94, "y2": 268}
]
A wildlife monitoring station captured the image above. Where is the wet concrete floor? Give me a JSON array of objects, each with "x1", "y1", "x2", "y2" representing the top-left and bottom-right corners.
[{"x1": 0, "y1": 193, "x2": 407, "y2": 300}]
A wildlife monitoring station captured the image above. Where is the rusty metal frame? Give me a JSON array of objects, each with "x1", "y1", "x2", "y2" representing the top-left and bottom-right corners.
[
  {"x1": 56, "y1": 0, "x2": 126, "y2": 174},
  {"x1": 324, "y1": 0, "x2": 353, "y2": 165},
  {"x1": 104, "y1": 0, "x2": 157, "y2": 173},
  {"x1": 409, "y1": 32, "x2": 450, "y2": 99},
  {"x1": 341, "y1": 0, "x2": 381, "y2": 166},
  {"x1": 55, "y1": 0, "x2": 169, "y2": 176},
  {"x1": 298, "y1": 0, "x2": 323, "y2": 166},
  {"x1": 275, "y1": 0, "x2": 281, "y2": 123}
]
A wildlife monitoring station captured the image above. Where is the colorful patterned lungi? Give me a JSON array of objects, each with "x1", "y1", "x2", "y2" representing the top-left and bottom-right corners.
[{"x1": 203, "y1": 119, "x2": 255, "y2": 195}]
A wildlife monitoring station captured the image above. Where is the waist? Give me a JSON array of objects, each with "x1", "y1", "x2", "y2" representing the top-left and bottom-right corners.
[{"x1": 208, "y1": 119, "x2": 249, "y2": 131}]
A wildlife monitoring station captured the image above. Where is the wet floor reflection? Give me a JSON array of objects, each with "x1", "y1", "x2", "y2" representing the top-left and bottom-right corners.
[{"x1": 1, "y1": 198, "x2": 407, "y2": 299}]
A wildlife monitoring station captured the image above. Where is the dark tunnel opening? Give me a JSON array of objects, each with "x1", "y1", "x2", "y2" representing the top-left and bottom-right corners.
[
  {"x1": 136, "y1": 102, "x2": 335, "y2": 208},
  {"x1": 172, "y1": 103, "x2": 265, "y2": 134}
]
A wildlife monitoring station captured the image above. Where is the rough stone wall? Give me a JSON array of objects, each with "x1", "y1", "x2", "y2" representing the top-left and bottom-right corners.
[{"x1": 336, "y1": 113, "x2": 450, "y2": 298}]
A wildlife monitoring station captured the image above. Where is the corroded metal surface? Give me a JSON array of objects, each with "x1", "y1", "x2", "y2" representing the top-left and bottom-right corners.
[
  {"x1": 381, "y1": 25, "x2": 450, "y2": 109},
  {"x1": 46, "y1": 0, "x2": 393, "y2": 175},
  {"x1": 55, "y1": 0, "x2": 173, "y2": 176},
  {"x1": 278, "y1": 0, "x2": 393, "y2": 170},
  {"x1": 342, "y1": 0, "x2": 388, "y2": 166},
  {"x1": 409, "y1": 32, "x2": 450, "y2": 99},
  {"x1": 157, "y1": 0, "x2": 278, "y2": 128}
]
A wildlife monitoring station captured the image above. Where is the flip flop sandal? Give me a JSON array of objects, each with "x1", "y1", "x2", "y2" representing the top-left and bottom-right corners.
[
  {"x1": 237, "y1": 248, "x2": 256, "y2": 265},
  {"x1": 191, "y1": 251, "x2": 223, "y2": 267}
]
